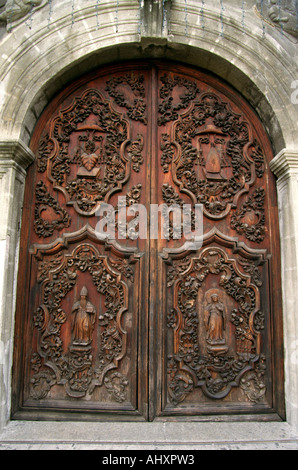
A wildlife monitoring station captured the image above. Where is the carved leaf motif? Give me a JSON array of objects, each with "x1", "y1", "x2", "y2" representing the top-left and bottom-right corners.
[
  {"x1": 37, "y1": 134, "x2": 54, "y2": 173},
  {"x1": 40, "y1": 89, "x2": 130, "y2": 216},
  {"x1": 126, "y1": 134, "x2": 144, "y2": 172},
  {"x1": 104, "y1": 372, "x2": 129, "y2": 403},
  {"x1": 160, "y1": 133, "x2": 176, "y2": 172},
  {"x1": 158, "y1": 74, "x2": 200, "y2": 125},
  {"x1": 231, "y1": 188, "x2": 266, "y2": 243},
  {"x1": 240, "y1": 354, "x2": 267, "y2": 403},
  {"x1": 34, "y1": 181, "x2": 71, "y2": 237},
  {"x1": 256, "y1": 0, "x2": 298, "y2": 38},
  {"x1": 167, "y1": 358, "x2": 194, "y2": 405},
  {"x1": 106, "y1": 73, "x2": 147, "y2": 124}
]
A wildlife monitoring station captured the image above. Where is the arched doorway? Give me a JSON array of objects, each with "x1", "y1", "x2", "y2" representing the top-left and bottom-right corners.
[{"x1": 12, "y1": 61, "x2": 285, "y2": 422}]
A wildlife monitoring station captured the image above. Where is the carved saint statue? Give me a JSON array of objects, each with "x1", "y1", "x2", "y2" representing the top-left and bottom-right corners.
[
  {"x1": 204, "y1": 293, "x2": 228, "y2": 354},
  {"x1": 71, "y1": 286, "x2": 96, "y2": 346}
]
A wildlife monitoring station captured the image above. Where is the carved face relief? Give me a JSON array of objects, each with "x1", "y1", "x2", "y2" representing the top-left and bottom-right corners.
[
  {"x1": 256, "y1": 0, "x2": 298, "y2": 38},
  {"x1": 0, "y1": 0, "x2": 48, "y2": 24},
  {"x1": 165, "y1": 244, "x2": 266, "y2": 404}
]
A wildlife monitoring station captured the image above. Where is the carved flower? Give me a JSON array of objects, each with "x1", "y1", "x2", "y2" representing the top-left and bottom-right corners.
[{"x1": 33, "y1": 307, "x2": 45, "y2": 330}]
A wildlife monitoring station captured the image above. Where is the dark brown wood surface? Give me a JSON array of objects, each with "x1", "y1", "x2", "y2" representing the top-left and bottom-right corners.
[{"x1": 12, "y1": 62, "x2": 285, "y2": 422}]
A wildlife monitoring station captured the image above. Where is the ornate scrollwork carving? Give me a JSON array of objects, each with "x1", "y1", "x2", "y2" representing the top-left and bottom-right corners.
[
  {"x1": 36, "y1": 88, "x2": 137, "y2": 217},
  {"x1": 231, "y1": 188, "x2": 265, "y2": 243},
  {"x1": 126, "y1": 134, "x2": 144, "y2": 173},
  {"x1": 106, "y1": 73, "x2": 147, "y2": 124},
  {"x1": 240, "y1": 354, "x2": 267, "y2": 403},
  {"x1": 158, "y1": 78, "x2": 266, "y2": 239},
  {"x1": 37, "y1": 134, "x2": 54, "y2": 173},
  {"x1": 34, "y1": 181, "x2": 71, "y2": 237},
  {"x1": 161, "y1": 133, "x2": 176, "y2": 172},
  {"x1": 0, "y1": 0, "x2": 48, "y2": 25},
  {"x1": 158, "y1": 74, "x2": 200, "y2": 125}
]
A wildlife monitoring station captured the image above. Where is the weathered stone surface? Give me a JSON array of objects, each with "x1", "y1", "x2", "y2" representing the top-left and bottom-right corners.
[
  {"x1": 0, "y1": 420, "x2": 297, "y2": 450},
  {"x1": 270, "y1": 150, "x2": 298, "y2": 431},
  {"x1": 0, "y1": 140, "x2": 34, "y2": 430}
]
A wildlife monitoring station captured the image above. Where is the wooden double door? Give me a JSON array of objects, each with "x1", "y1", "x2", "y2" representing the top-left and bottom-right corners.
[{"x1": 13, "y1": 62, "x2": 285, "y2": 421}]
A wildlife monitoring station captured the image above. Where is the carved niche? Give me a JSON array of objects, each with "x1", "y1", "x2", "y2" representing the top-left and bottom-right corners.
[
  {"x1": 29, "y1": 227, "x2": 140, "y2": 404},
  {"x1": 163, "y1": 234, "x2": 268, "y2": 406}
]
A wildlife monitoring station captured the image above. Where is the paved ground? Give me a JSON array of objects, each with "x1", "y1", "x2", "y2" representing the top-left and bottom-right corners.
[{"x1": 0, "y1": 420, "x2": 297, "y2": 450}]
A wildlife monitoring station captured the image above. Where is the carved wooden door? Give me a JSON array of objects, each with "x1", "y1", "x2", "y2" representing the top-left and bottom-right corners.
[{"x1": 13, "y1": 62, "x2": 284, "y2": 422}]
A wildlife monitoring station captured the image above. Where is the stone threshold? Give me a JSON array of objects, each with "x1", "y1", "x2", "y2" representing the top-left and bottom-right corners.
[{"x1": 0, "y1": 420, "x2": 297, "y2": 450}]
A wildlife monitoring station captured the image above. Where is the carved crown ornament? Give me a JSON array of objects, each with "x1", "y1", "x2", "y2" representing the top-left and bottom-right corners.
[{"x1": 0, "y1": 0, "x2": 296, "y2": 39}]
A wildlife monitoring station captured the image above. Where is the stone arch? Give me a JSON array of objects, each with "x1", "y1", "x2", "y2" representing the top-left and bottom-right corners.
[{"x1": 0, "y1": 1, "x2": 296, "y2": 152}]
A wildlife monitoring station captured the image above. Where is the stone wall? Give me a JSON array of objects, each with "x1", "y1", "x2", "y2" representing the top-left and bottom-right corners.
[{"x1": 0, "y1": 0, "x2": 297, "y2": 433}]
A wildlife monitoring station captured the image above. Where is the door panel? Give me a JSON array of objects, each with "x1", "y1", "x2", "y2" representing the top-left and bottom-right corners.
[
  {"x1": 14, "y1": 64, "x2": 152, "y2": 420},
  {"x1": 13, "y1": 62, "x2": 284, "y2": 421},
  {"x1": 153, "y1": 64, "x2": 283, "y2": 419}
]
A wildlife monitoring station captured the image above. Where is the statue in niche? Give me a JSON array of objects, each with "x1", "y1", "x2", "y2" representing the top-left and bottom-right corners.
[
  {"x1": 0, "y1": 0, "x2": 48, "y2": 25},
  {"x1": 256, "y1": 0, "x2": 298, "y2": 38},
  {"x1": 71, "y1": 286, "x2": 96, "y2": 346},
  {"x1": 204, "y1": 291, "x2": 229, "y2": 355}
]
